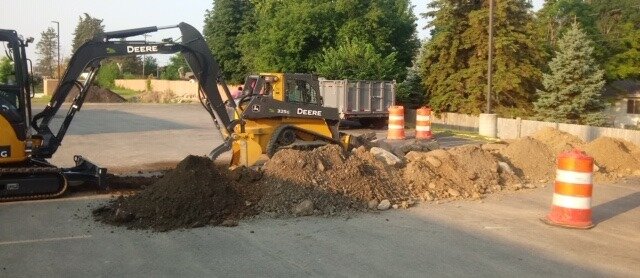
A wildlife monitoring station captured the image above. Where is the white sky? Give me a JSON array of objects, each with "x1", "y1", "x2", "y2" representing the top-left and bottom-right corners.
[{"x1": 2, "y1": 0, "x2": 544, "y2": 66}]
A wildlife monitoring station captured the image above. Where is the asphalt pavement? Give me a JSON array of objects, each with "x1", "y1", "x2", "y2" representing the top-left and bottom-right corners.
[{"x1": 2, "y1": 103, "x2": 637, "y2": 277}]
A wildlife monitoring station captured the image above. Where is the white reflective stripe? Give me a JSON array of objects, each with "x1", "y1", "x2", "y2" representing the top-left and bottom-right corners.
[
  {"x1": 556, "y1": 169, "x2": 592, "y2": 184},
  {"x1": 388, "y1": 124, "x2": 404, "y2": 130},
  {"x1": 417, "y1": 115, "x2": 430, "y2": 121},
  {"x1": 552, "y1": 193, "x2": 591, "y2": 209},
  {"x1": 389, "y1": 115, "x2": 404, "y2": 121},
  {"x1": 416, "y1": 125, "x2": 431, "y2": 132}
]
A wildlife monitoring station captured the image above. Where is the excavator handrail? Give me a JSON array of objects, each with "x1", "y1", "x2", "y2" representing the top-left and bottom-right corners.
[{"x1": 30, "y1": 22, "x2": 236, "y2": 159}]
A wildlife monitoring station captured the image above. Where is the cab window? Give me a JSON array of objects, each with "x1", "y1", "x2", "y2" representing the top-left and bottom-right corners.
[
  {"x1": 286, "y1": 79, "x2": 318, "y2": 104},
  {"x1": 0, "y1": 40, "x2": 18, "y2": 109}
]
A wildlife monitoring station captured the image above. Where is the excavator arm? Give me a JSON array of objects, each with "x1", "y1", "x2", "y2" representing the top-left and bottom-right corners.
[{"x1": 31, "y1": 22, "x2": 236, "y2": 159}]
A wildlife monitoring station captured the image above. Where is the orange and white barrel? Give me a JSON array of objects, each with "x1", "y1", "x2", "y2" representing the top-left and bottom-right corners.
[
  {"x1": 543, "y1": 149, "x2": 594, "y2": 229},
  {"x1": 387, "y1": 106, "x2": 405, "y2": 140},
  {"x1": 415, "y1": 107, "x2": 432, "y2": 140}
]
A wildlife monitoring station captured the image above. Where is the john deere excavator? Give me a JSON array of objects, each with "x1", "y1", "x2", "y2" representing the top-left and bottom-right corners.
[{"x1": 0, "y1": 23, "x2": 351, "y2": 201}]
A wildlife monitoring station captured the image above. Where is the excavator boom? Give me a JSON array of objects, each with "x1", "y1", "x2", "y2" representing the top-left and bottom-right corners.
[
  {"x1": 1, "y1": 23, "x2": 238, "y2": 201},
  {"x1": 31, "y1": 22, "x2": 236, "y2": 159}
]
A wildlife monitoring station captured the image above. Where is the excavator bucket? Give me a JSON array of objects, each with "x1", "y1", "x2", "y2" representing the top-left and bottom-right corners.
[{"x1": 230, "y1": 137, "x2": 263, "y2": 167}]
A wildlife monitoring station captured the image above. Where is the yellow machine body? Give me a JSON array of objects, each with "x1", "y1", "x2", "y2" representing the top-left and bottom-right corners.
[
  {"x1": 0, "y1": 116, "x2": 27, "y2": 164},
  {"x1": 229, "y1": 73, "x2": 349, "y2": 167}
]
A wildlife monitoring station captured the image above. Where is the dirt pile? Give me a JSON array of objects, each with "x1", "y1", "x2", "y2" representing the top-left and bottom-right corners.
[
  {"x1": 531, "y1": 127, "x2": 585, "y2": 156},
  {"x1": 404, "y1": 145, "x2": 522, "y2": 201},
  {"x1": 93, "y1": 155, "x2": 240, "y2": 231},
  {"x1": 585, "y1": 137, "x2": 640, "y2": 177},
  {"x1": 248, "y1": 145, "x2": 410, "y2": 216},
  {"x1": 498, "y1": 137, "x2": 556, "y2": 182},
  {"x1": 66, "y1": 85, "x2": 126, "y2": 103}
]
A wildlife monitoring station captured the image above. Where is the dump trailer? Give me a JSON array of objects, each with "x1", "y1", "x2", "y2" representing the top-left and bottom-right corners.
[{"x1": 318, "y1": 79, "x2": 396, "y2": 127}]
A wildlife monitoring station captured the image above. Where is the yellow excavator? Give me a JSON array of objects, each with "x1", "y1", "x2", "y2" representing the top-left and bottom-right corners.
[{"x1": 0, "y1": 23, "x2": 351, "y2": 201}]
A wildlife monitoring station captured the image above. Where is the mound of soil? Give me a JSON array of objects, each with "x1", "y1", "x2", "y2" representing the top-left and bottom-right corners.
[
  {"x1": 66, "y1": 85, "x2": 126, "y2": 103},
  {"x1": 498, "y1": 137, "x2": 555, "y2": 182},
  {"x1": 585, "y1": 137, "x2": 640, "y2": 177},
  {"x1": 250, "y1": 145, "x2": 410, "y2": 216},
  {"x1": 93, "y1": 155, "x2": 240, "y2": 231},
  {"x1": 531, "y1": 128, "x2": 584, "y2": 156},
  {"x1": 404, "y1": 145, "x2": 521, "y2": 201}
]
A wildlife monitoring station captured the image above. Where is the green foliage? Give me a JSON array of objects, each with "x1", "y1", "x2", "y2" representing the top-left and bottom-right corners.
[
  {"x1": 334, "y1": 0, "x2": 420, "y2": 77},
  {"x1": 0, "y1": 57, "x2": 12, "y2": 83},
  {"x1": 316, "y1": 39, "x2": 399, "y2": 80},
  {"x1": 203, "y1": 0, "x2": 253, "y2": 83},
  {"x1": 96, "y1": 62, "x2": 120, "y2": 89},
  {"x1": 237, "y1": 0, "x2": 418, "y2": 79},
  {"x1": 160, "y1": 54, "x2": 189, "y2": 80},
  {"x1": 72, "y1": 13, "x2": 104, "y2": 53},
  {"x1": 111, "y1": 56, "x2": 143, "y2": 77},
  {"x1": 419, "y1": 0, "x2": 544, "y2": 115},
  {"x1": 536, "y1": 0, "x2": 640, "y2": 81},
  {"x1": 143, "y1": 56, "x2": 158, "y2": 77},
  {"x1": 534, "y1": 23, "x2": 607, "y2": 126},
  {"x1": 35, "y1": 27, "x2": 58, "y2": 77},
  {"x1": 396, "y1": 65, "x2": 426, "y2": 109},
  {"x1": 604, "y1": 23, "x2": 640, "y2": 80},
  {"x1": 535, "y1": 0, "x2": 599, "y2": 52}
]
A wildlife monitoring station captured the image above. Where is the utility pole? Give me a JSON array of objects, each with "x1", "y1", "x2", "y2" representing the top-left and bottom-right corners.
[
  {"x1": 51, "y1": 21, "x2": 60, "y2": 79},
  {"x1": 479, "y1": 0, "x2": 498, "y2": 138},
  {"x1": 142, "y1": 34, "x2": 151, "y2": 77},
  {"x1": 486, "y1": 0, "x2": 494, "y2": 114}
]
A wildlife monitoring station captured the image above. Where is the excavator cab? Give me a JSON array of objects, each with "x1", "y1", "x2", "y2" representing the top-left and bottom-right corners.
[{"x1": 0, "y1": 30, "x2": 32, "y2": 164}]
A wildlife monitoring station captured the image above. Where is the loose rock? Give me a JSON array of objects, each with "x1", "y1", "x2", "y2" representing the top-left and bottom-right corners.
[{"x1": 377, "y1": 199, "x2": 391, "y2": 211}]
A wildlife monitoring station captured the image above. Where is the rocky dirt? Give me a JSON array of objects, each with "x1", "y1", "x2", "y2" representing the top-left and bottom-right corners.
[
  {"x1": 531, "y1": 127, "x2": 584, "y2": 156},
  {"x1": 404, "y1": 145, "x2": 522, "y2": 201},
  {"x1": 584, "y1": 137, "x2": 640, "y2": 178},
  {"x1": 497, "y1": 137, "x2": 556, "y2": 182},
  {"x1": 247, "y1": 145, "x2": 410, "y2": 216},
  {"x1": 92, "y1": 128, "x2": 640, "y2": 231},
  {"x1": 66, "y1": 85, "x2": 126, "y2": 103}
]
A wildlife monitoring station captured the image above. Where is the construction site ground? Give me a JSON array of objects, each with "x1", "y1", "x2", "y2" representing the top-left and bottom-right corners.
[{"x1": 1, "y1": 103, "x2": 638, "y2": 276}]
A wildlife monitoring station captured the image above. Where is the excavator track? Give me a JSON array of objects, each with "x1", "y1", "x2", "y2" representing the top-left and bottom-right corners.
[{"x1": 0, "y1": 166, "x2": 68, "y2": 202}]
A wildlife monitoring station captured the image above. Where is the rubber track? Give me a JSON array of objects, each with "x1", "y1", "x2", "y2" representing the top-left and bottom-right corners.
[{"x1": 0, "y1": 166, "x2": 68, "y2": 202}]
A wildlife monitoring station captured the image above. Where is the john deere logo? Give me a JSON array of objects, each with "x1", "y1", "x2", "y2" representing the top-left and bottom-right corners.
[
  {"x1": 0, "y1": 146, "x2": 10, "y2": 158},
  {"x1": 106, "y1": 48, "x2": 116, "y2": 54}
]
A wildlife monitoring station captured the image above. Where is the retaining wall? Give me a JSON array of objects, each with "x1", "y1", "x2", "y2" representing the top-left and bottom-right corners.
[{"x1": 404, "y1": 110, "x2": 640, "y2": 145}]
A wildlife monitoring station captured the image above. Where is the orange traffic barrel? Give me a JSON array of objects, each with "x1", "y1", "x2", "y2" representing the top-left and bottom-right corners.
[
  {"x1": 415, "y1": 107, "x2": 432, "y2": 140},
  {"x1": 542, "y1": 149, "x2": 594, "y2": 229},
  {"x1": 387, "y1": 106, "x2": 405, "y2": 140}
]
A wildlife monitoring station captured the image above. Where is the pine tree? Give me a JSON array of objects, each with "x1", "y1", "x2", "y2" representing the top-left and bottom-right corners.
[
  {"x1": 35, "y1": 27, "x2": 58, "y2": 77},
  {"x1": 534, "y1": 23, "x2": 607, "y2": 126},
  {"x1": 72, "y1": 13, "x2": 105, "y2": 52},
  {"x1": 418, "y1": 0, "x2": 544, "y2": 116},
  {"x1": 203, "y1": 0, "x2": 253, "y2": 83}
]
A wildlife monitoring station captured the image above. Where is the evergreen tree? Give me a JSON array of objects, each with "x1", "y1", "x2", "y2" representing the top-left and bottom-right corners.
[
  {"x1": 419, "y1": 0, "x2": 544, "y2": 115},
  {"x1": 35, "y1": 27, "x2": 58, "y2": 77},
  {"x1": 396, "y1": 64, "x2": 427, "y2": 109},
  {"x1": 534, "y1": 23, "x2": 607, "y2": 126},
  {"x1": 203, "y1": 0, "x2": 253, "y2": 83},
  {"x1": 72, "y1": 13, "x2": 105, "y2": 52}
]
